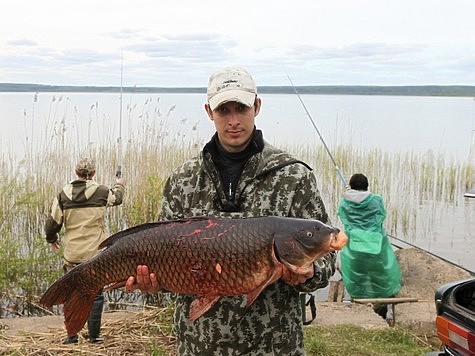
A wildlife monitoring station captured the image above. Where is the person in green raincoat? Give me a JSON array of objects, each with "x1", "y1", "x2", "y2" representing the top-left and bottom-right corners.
[{"x1": 337, "y1": 173, "x2": 401, "y2": 319}]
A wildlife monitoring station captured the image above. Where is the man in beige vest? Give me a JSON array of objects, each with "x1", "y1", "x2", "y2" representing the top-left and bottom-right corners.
[{"x1": 44, "y1": 156, "x2": 125, "y2": 344}]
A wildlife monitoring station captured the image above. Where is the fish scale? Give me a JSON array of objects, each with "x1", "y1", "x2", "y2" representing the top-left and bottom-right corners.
[
  {"x1": 40, "y1": 216, "x2": 347, "y2": 336},
  {"x1": 160, "y1": 223, "x2": 268, "y2": 295}
]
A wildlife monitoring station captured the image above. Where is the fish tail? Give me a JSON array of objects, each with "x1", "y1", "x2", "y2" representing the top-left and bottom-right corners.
[
  {"x1": 63, "y1": 289, "x2": 96, "y2": 336},
  {"x1": 39, "y1": 273, "x2": 73, "y2": 307},
  {"x1": 39, "y1": 269, "x2": 100, "y2": 336}
]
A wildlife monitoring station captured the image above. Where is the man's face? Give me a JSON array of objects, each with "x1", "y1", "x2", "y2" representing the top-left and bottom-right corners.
[{"x1": 205, "y1": 98, "x2": 261, "y2": 153}]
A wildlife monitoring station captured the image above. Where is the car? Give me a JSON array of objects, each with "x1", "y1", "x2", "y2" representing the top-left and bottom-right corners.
[
  {"x1": 434, "y1": 278, "x2": 475, "y2": 355},
  {"x1": 464, "y1": 189, "x2": 475, "y2": 198}
]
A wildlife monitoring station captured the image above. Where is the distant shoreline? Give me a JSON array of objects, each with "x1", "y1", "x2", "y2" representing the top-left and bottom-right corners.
[{"x1": 1, "y1": 83, "x2": 475, "y2": 97}]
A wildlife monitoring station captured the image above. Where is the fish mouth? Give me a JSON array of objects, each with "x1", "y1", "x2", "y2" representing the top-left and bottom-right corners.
[{"x1": 331, "y1": 231, "x2": 348, "y2": 250}]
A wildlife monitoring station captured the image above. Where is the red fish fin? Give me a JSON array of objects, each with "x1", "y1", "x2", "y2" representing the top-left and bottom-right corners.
[
  {"x1": 39, "y1": 274, "x2": 73, "y2": 307},
  {"x1": 63, "y1": 289, "x2": 96, "y2": 336},
  {"x1": 39, "y1": 265, "x2": 100, "y2": 336},
  {"x1": 189, "y1": 295, "x2": 220, "y2": 321},
  {"x1": 246, "y1": 268, "x2": 282, "y2": 306}
]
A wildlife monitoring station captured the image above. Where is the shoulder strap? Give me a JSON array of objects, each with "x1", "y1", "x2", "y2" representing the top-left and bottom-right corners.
[
  {"x1": 236, "y1": 159, "x2": 312, "y2": 205},
  {"x1": 253, "y1": 159, "x2": 312, "y2": 181},
  {"x1": 303, "y1": 293, "x2": 317, "y2": 325}
]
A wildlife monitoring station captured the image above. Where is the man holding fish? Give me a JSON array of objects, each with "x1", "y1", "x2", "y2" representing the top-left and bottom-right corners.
[{"x1": 125, "y1": 67, "x2": 340, "y2": 355}]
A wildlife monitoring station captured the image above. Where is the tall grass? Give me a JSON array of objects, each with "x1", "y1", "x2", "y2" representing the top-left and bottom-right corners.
[
  {"x1": 0, "y1": 94, "x2": 203, "y2": 317},
  {"x1": 0, "y1": 94, "x2": 472, "y2": 317}
]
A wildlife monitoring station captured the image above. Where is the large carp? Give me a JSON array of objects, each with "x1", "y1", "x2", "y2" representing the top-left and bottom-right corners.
[{"x1": 40, "y1": 216, "x2": 347, "y2": 336}]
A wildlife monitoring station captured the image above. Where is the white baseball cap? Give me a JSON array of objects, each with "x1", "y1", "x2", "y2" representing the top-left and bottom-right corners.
[{"x1": 207, "y1": 66, "x2": 257, "y2": 111}]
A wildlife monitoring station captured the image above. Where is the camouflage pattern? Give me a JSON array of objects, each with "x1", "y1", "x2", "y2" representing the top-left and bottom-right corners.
[{"x1": 159, "y1": 140, "x2": 336, "y2": 355}]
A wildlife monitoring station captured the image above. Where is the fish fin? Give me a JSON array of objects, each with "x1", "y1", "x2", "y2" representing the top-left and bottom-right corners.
[
  {"x1": 63, "y1": 291, "x2": 96, "y2": 336},
  {"x1": 39, "y1": 267, "x2": 99, "y2": 336},
  {"x1": 245, "y1": 268, "x2": 282, "y2": 306},
  {"x1": 39, "y1": 275, "x2": 71, "y2": 307},
  {"x1": 99, "y1": 217, "x2": 212, "y2": 249},
  {"x1": 39, "y1": 267, "x2": 88, "y2": 308},
  {"x1": 189, "y1": 295, "x2": 220, "y2": 321}
]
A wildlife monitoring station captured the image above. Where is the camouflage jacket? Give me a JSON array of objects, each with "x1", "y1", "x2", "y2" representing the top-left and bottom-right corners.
[
  {"x1": 159, "y1": 137, "x2": 336, "y2": 355},
  {"x1": 44, "y1": 179, "x2": 125, "y2": 264}
]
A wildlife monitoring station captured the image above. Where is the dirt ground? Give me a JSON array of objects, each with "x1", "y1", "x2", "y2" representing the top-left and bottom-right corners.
[
  {"x1": 305, "y1": 247, "x2": 472, "y2": 333},
  {"x1": 0, "y1": 248, "x2": 472, "y2": 338},
  {"x1": 393, "y1": 247, "x2": 471, "y2": 332}
]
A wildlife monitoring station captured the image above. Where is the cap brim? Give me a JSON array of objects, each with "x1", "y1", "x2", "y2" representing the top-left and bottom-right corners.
[{"x1": 208, "y1": 90, "x2": 256, "y2": 111}]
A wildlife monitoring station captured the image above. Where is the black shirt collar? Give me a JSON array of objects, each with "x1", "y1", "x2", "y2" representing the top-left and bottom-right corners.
[{"x1": 204, "y1": 127, "x2": 264, "y2": 160}]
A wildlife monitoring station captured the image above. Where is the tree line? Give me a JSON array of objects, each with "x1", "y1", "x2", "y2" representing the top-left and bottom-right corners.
[{"x1": 1, "y1": 83, "x2": 475, "y2": 97}]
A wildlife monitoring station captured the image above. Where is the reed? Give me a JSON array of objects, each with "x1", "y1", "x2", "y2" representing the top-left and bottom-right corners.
[
  {"x1": 288, "y1": 144, "x2": 471, "y2": 240},
  {"x1": 0, "y1": 96, "x2": 471, "y2": 317}
]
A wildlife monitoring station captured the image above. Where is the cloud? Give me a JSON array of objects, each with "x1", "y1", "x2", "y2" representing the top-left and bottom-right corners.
[
  {"x1": 109, "y1": 28, "x2": 145, "y2": 40},
  {"x1": 287, "y1": 42, "x2": 425, "y2": 61},
  {"x1": 124, "y1": 33, "x2": 236, "y2": 61},
  {"x1": 456, "y1": 56, "x2": 475, "y2": 72},
  {"x1": 7, "y1": 39, "x2": 38, "y2": 47},
  {"x1": 56, "y1": 49, "x2": 117, "y2": 65},
  {"x1": 1, "y1": 0, "x2": 475, "y2": 86},
  {"x1": 1, "y1": 26, "x2": 474, "y2": 87}
]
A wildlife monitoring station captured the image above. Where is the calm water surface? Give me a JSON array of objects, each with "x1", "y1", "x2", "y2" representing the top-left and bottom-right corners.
[{"x1": 1, "y1": 92, "x2": 474, "y2": 159}]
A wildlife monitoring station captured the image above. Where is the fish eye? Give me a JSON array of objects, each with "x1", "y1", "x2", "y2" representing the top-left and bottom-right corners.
[{"x1": 306, "y1": 231, "x2": 313, "y2": 238}]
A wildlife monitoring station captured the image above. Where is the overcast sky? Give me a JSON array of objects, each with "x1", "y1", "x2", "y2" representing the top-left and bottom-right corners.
[{"x1": 1, "y1": 0, "x2": 474, "y2": 87}]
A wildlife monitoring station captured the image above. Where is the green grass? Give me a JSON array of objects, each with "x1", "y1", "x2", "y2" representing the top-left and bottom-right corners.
[{"x1": 304, "y1": 324, "x2": 436, "y2": 355}]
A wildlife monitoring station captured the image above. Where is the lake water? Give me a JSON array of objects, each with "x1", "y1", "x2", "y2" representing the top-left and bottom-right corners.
[
  {"x1": 1, "y1": 92, "x2": 474, "y2": 272},
  {"x1": 1, "y1": 92, "x2": 474, "y2": 160}
]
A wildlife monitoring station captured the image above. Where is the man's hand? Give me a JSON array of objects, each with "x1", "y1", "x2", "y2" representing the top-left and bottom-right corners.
[
  {"x1": 281, "y1": 263, "x2": 314, "y2": 286},
  {"x1": 125, "y1": 265, "x2": 159, "y2": 293},
  {"x1": 50, "y1": 241, "x2": 60, "y2": 253}
]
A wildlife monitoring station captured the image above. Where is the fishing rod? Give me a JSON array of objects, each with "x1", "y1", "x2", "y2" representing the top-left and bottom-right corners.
[
  {"x1": 287, "y1": 75, "x2": 350, "y2": 190},
  {"x1": 287, "y1": 75, "x2": 474, "y2": 274},
  {"x1": 389, "y1": 234, "x2": 474, "y2": 275},
  {"x1": 116, "y1": 52, "x2": 123, "y2": 179}
]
